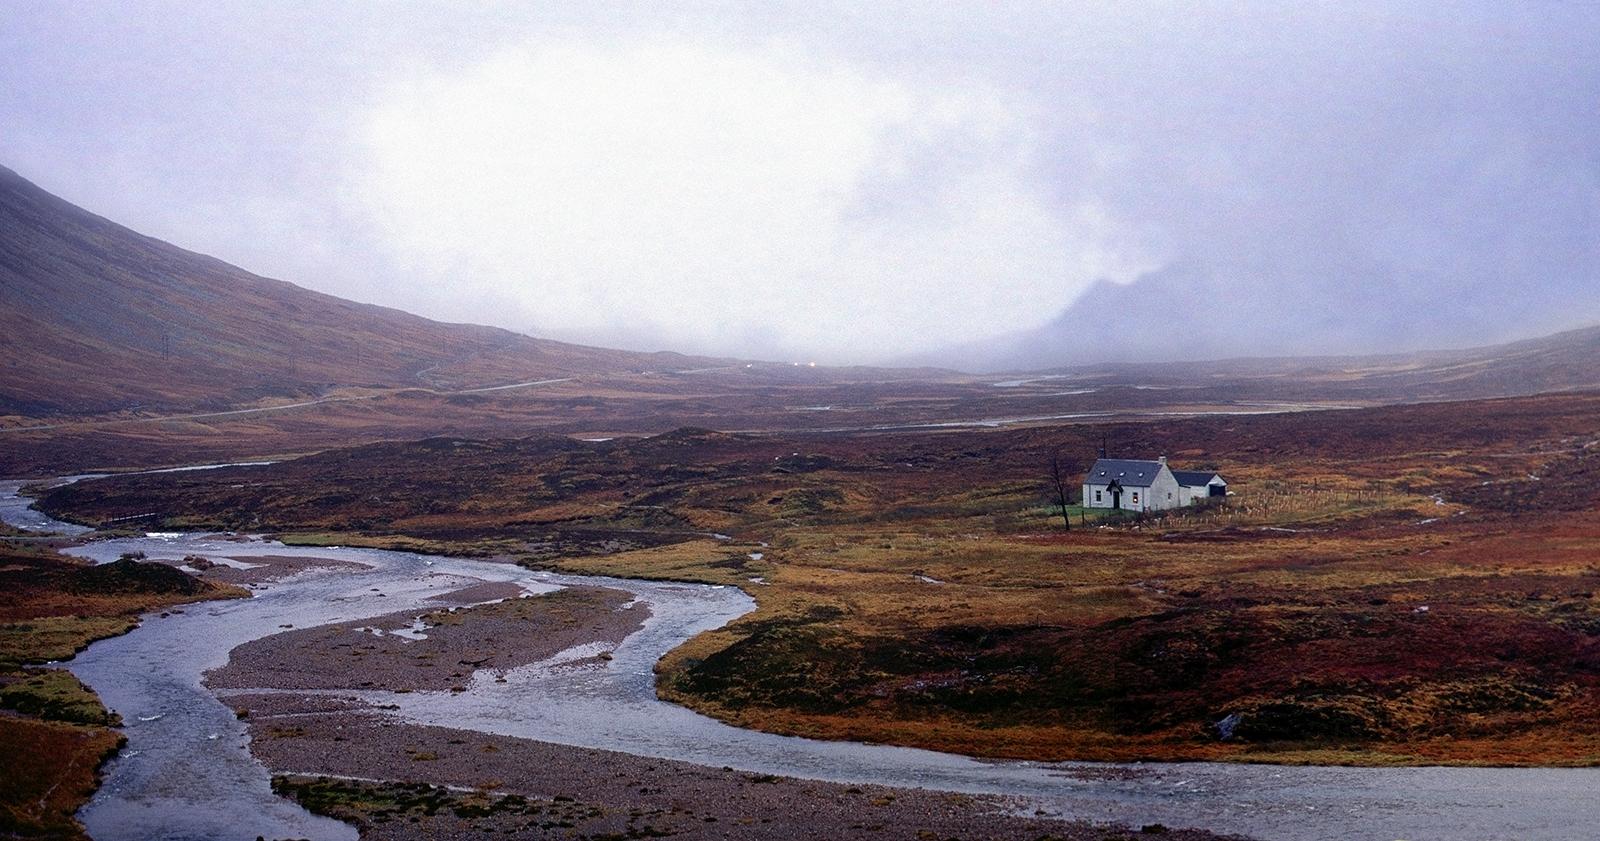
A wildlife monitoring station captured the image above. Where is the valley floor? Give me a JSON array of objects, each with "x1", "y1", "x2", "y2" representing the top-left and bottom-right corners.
[{"x1": 34, "y1": 391, "x2": 1600, "y2": 769}]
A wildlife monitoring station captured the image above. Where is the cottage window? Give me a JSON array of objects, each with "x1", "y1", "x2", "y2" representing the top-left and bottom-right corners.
[
  {"x1": 1095, "y1": 490, "x2": 1102, "y2": 502},
  {"x1": 1132, "y1": 492, "x2": 1139, "y2": 504}
]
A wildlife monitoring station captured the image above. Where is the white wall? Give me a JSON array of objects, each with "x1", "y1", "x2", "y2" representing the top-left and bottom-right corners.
[
  {"x1": 1084, "y1": 467, "x2": 1184, "y2": 512},
  {"x1": 1146, "y1": 468, "x2": 1183, "y2": 511},
  {"x1": 1083, "y1": 482, "x2": 1116, "y2": 509}
]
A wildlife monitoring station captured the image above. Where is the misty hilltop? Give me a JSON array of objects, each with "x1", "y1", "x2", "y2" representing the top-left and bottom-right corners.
[{"x1": 912, "y1": 260, "x2": 1600, "y2": 373}]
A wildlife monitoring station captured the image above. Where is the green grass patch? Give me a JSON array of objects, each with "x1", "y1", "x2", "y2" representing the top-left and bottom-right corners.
[
  {"x1": 0, "y1": 668, "x2": 116, "y2": 726},
  {"x1": 0, "y1": 616, "x2": 137, "y2": 670}
]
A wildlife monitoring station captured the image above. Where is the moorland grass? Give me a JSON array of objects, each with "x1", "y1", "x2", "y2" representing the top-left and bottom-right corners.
[{"x1": 33, "y1": 394, "x2": 1600, "y2": 765}]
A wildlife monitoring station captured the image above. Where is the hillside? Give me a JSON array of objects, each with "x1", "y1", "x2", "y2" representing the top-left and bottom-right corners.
[
  {"x1": 5, "y1": 160, "x2": 1600, "y2": 476},
  {"x1": 0, "y1": 165, "x2": 709, "y2": 415}
]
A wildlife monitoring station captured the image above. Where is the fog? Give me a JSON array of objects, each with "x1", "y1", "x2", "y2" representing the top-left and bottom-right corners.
[{"x1": 3, "y1": 3, "x2": 1596, "y2": 367}]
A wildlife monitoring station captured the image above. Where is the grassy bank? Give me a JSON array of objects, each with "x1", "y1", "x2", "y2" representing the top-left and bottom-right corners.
[{"x1": 0, "y1": 541, "x2": 247, "y2": 838}]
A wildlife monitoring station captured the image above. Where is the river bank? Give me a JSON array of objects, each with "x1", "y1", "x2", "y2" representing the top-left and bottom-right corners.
[
  {"x1": 196, "y1": 567, "x2": 1226, "y2": 840},
  {"x1": 51, "y1": 528, "x2": 1238, "y2": 841},
  {"x1": 0, "y1": 523, "x2": 247, "y2": 837},
  {"x1": 11, "y1": 477, "x2": 1600, "y2": 840},
  {"x1": 252, "y1": 708, "x2": 1217, "y2": 841}
]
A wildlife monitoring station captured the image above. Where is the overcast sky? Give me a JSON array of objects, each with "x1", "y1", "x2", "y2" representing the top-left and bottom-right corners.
[{"x1": 3, "y1": 2, "x2": 1597, "y2": 365}]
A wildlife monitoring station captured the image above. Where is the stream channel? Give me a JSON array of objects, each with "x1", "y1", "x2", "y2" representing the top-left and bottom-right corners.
[{"x1": 4, "y1": 476, "x2": 1598, "y2": 841}]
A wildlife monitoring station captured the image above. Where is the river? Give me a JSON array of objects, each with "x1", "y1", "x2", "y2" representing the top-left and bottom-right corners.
[{"x1": 4, "y1": 478, "x2": 1599, "y2": 841}]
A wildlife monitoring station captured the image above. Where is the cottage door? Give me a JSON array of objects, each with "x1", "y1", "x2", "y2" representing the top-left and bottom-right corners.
[{"x1": 1108, "y1": 479, "x2": 1123, "y2": 510}]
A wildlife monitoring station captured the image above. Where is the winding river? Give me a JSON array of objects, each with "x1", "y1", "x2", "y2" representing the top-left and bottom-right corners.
[{"x1": 6, "y1": 477, "x2": 1600, "y2": 841}]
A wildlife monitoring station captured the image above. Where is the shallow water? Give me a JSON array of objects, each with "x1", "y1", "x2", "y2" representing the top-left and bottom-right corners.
[
  {"x1": 0, "y1": 479, "x2": 95, "y2": 535},
  {"x1": 6, "y1": 482, "x2": 1600, "y2": 841}
]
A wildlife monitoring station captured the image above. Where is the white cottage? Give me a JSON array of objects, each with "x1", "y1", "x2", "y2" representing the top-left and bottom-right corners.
[{"x1": 1081, "y1": 456, "x2": 1227, "y2": 513}]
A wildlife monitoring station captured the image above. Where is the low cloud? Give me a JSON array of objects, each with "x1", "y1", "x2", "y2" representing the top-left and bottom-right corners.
[
  {"x1": 8, "y1": 5, "x2": 1595, "y2": 367},
  {"x1": 350, "y1": 37, "x2": 1157, "y2": 361}
]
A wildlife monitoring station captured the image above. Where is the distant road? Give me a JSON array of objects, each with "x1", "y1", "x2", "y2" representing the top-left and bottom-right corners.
[
  {"x1": 0, "y1": 378, "x2": 576, "y2": 434},
  {"x1": 453, "y1": 377, "x2": 575, "y2": 394},
  {"x1": 765, "y1": 401, "x2": 1359, "y2": 435}
]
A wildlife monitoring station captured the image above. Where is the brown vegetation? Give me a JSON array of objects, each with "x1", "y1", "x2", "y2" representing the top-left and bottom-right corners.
[
  {"x1": 0, "y1": 716, "x2": 123, "y2": 840},
  {"x1": 34, "y1": 390, "x2": 1600, "y2": 765}
]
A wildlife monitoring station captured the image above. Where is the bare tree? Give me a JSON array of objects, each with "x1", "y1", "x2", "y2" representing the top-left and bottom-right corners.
[{"x1": 1048, "y1": 449, "x2": 1072, "y2": 531}]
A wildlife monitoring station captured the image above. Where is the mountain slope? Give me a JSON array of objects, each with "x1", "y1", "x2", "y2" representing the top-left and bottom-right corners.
[
  {"x1": 0, "y1": 165, "x2": 708, "y2": 415},
  {"x1": 902, "y1": 257, "x2": 1600, "y2": 400},
  {"x1": 921, "y1": 261, "x2": 1600, "y2": 377}
]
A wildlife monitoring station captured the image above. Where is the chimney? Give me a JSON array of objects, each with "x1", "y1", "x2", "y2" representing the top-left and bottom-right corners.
[{"x1": 1158, "y1": 455, "x2": 1168, "y2": 465}]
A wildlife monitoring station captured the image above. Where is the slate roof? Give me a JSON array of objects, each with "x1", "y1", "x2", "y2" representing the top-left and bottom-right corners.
[
  {"x1": 1084, "y1": 458, "x2": 1166, "y2": 488},
  {"x1": 1172, "y1": 470, "x2": 1224, "y2": 487}
]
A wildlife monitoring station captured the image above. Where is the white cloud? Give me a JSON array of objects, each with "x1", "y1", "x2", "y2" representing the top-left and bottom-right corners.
[{"x1": 351, "y1": 37, "x2": 1156, "y2": 361}]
